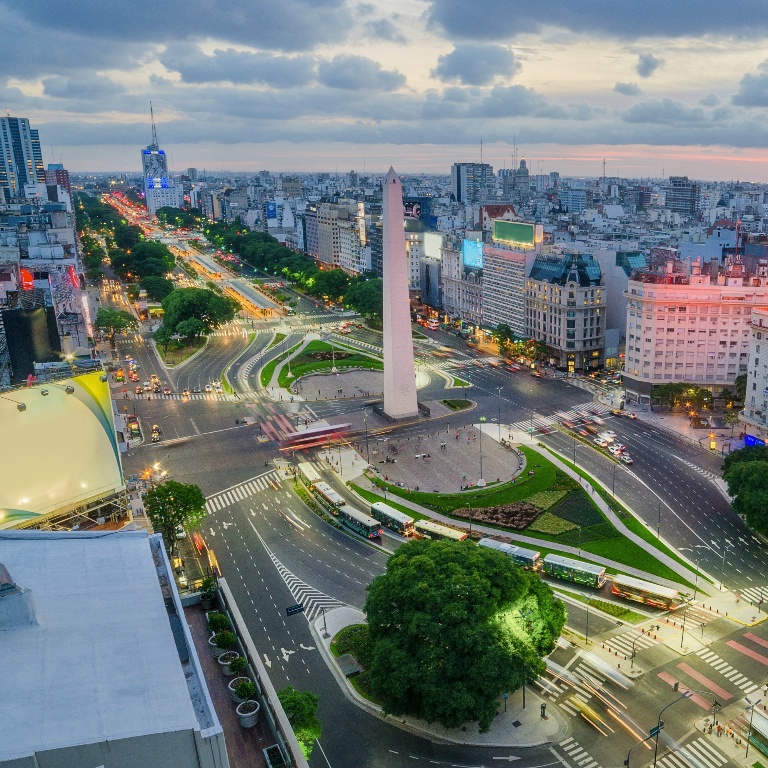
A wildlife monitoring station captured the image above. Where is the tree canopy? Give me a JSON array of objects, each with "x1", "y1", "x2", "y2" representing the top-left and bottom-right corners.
[
  {"x1": 94, "y1": 307, "x2": 138, "y2": 346},
  {"x1": 364, "y1": 540, "x2": 565, "y2": 731},
  {"x1": 145, "y1": 480, "x2": 206, "y2": 546},
  {"x1": 140, "y1": 275, "x2": 175, "y2": 302},
  {"x1": 155, "y1": 206, "x2": 203, "y2": 230},
  {"x1": 277, "y1": 686, "x2": 322, "y2": 758},
  {"x1": 161, "y1": 287, "x2": 239, "y2": 333},
  {"x1": 345, "y1": 278, "x2": 383, "y2": 319},
  {"x1": 724, "y1": 460, "x2": 768, "y2": 534}
]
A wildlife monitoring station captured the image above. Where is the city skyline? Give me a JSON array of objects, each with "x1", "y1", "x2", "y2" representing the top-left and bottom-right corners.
[{"x1": 4, "y1": 0, "x2": 768, "y2": 179}]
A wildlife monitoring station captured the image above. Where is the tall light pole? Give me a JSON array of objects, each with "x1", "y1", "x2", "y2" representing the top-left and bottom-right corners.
[
  {"x1": 652, "y1": 692, "x2": 693, "y2": 768},
  {"x1": 479, "y1": 416, "x2": 486, "y2": 485},
  {"x1": 497, "y1": 386, "x2": 502, "y2": 441},
  {"x1": 746, "y1": 696, "x2": 763, "y2": 758},
  {"x1": 721, "y1": 543, "x2": 733, "y2": 590},
  {"x1": 573, "y1": 434, "x2": 577, "y2": 466},
  {"x1": 657, "y1": 500, "x2": 661, "y2": 539},
  {"x1": 513, "y1": 609, "x2": 532, "y2": 709},
  {"x1": 364, "y1": 410, "x2": 370, "y2": 464},
  {"x1": 693, "y1": 558, "x2": 700, "y2": 603},
  {"x1": 612, "y1": 462, "x2": 617, "y2": 496}
]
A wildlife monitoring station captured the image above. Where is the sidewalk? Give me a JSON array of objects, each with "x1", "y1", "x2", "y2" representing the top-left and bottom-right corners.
[{"x1": 310, "y1": 606, "x2": 568, "y2": 748}]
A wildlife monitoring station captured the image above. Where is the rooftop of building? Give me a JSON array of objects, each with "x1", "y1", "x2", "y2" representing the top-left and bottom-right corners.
[
  {"x1": 529, "y1": 253, "x2": 602, "y2": 286},
  {"x1": 0, "y1": 531, "x2": 203, "y2": 762}
]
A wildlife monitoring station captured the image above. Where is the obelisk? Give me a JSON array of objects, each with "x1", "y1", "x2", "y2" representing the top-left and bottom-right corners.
[{"x1": 382, "y1": 167, "x2": 418, "y2": 419}]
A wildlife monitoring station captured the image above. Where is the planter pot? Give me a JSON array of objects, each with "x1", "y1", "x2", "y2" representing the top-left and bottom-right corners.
[
  {"x1": 236, "y1": 699, "x2": 260, "y2": 728},
  {"x1": 228, "y1": 676, "x2": 251, "y2": 703},
  {"x1": 209, "y1": 634, "x2": 227, "y2": 658},
  {"x1": 200, "y1": 595, "x2": 215, "y2": 611},
  {"x1": 218, "y1": 651, "x2": 240, "y2": 675}
]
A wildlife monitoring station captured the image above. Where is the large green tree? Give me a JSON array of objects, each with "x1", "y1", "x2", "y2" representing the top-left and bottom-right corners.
[
  {"x1": 145, "y1": 480, "x2": 207, "y2": 546},
  {"x1": 94, "y1": 307, "x2": 138, "y2": 348},
  {"x1": 345, "y1": 278, "x2": 383, "y2": 319},
  {"x1": 277, "y1": 686, "x2": 322, "y2": 758},
  {"x1": 724, "y1": 460, "x2": 768, "y2": 533},
  {"x1": 161, "y1": 287, "x2": 239, "y2": 333},
  {"x1": 722, "y1": 445, "x2": 768, "y2": 475},
  {"x1": 364, "y1": 540, "x2": 565, "y2": 732},
  {"x1": 140, "y1": 276, "x2": 175, "y2": 301},
  {"x1": 492, "y1": 323, "x2": 515, "y2": 351}
]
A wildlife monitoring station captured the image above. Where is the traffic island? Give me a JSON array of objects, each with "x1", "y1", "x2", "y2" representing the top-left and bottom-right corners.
[{"x1": 311, "y1": 606, "x2": 568, "y2": 748}]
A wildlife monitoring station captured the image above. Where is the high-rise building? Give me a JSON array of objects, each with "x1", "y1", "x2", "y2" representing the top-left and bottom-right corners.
[
  {"x1": 451, "y1": 162, "x2": 494, "y2": 204},
  {"x1": 525, "y1": 254, "x2": 604, "y2": 372},
  {"x1": 141, "y1": 105, "x2": 176, "y2": 216},
  {"x1": 0, "y1": 116, "x2": 44, "y2": 202},
  {"x1": 665, "y1": 176, "x2": 700, "y2": 218},
  {"x1": 186, "y1": 167, "x2": 199, "y2": 181}
]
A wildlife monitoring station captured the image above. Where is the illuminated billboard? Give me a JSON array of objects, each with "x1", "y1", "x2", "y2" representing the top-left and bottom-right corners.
[
  {"x1": 462, "y1": 239, "x2": 484, "y2": 269},
  {"x1": 492, "y1": 220, "x2": 542, "y2": 248},
  {"x1": 266, "y1": 202, "x2": 278, "y2": 220},
  {"x1": 423, "y1": 233, "x2": 443, "y2": 261},
  {"x1": 0, "y1": 371, "x2": 123, "y2": 529}
]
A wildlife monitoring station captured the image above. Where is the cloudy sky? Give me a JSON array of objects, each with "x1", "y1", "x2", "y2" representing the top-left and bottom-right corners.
[{"x1": 5, "y1": 0, "x2": 768, "y2": 180}]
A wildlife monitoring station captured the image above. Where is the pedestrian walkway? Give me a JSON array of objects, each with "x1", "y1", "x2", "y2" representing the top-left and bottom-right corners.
[
  {"x1": 558, "y1": 736, "x2": 603, "y2": 768},
  {"x1": 506, "y1": 400, "x2": 614, "y2": 435},
  {"x1": 694, "y1": 648, "x2": 760, "y2": 694},
  {"x1": 601, "y1": 627, "x2": 658, "y2": 658},
  {"x1": 654, "y1": 737, "x2": 728, "y2": 768},
  {"x1": 205, "y1": 471, "x2": 281, "y2": 513}
]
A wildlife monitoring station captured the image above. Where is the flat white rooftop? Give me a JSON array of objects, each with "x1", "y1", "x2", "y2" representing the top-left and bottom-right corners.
[{"x1": 0, "y1": 531, "x2": 199, "y2": 761}]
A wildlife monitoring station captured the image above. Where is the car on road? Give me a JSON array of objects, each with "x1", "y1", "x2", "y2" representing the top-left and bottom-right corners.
[
  {"x1": 530, "y1": 370, "x2": 544, "y2": 378},
  {"x1": 626, "y1": 413, "x2": 637, "y2": 420},
  {"x1": 134, "y1": 386, "x2": 143, "y2": 395},
  {"x1": 613, "y1": 443, "x2": 626, "y2": 452},
  {"x1": 577, "y1": 429, "x2": 590, "y2": 437},
  {"x1": 193, "y1": 386, "x2": 201, "y2": 393},
  {"x1": 163, "y1": 386, "x2": 171, "y2": 395},
  {"x1": 204, "y1": 384, "x2": 213, "y2": 392},
  {"x1": 593, "y1": 438, "x2": 610, "y2": 447},
  {"x1": 129, "y1": 372, "x2": 140, "y2": 382},
  {"x1": 153, "y1": 384, "x2": 162, "y2": 393},
  {"x1": 214, "y1": 383, "x2": 222, "y2": 393},
  {"x1": 181, "y1": 388, "x2": 190, "y2": 397},
  {"x1": 599, "y1": 430, "x2": 617, "y2": 440},
  {"x1": 151, "y1": 432, "x2": 160, "y2": 442},
  {"x1": 620, "y1": 454, "x2": 634, "y2": 464},
  {"x1": 608, "y1": 445, "x2": 623, "y2": 456},
  {"x1": 143, "y1": 381, "x2": 151, "y2": 391}
]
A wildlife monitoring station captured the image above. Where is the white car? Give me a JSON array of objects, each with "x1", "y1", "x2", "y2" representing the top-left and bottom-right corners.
[
  {"x1": 613, "y1": 443, "x2": 626, "y2": 453},
  {"x1": 204, "y1": 384, "x2": 213, "y2": 393},
  {"x1": 593, "y1": 438, "x2": 610, "y2": 448},
  {"x1": 214, "y1": 383, "x2": 223, "y2": 393},
  {"x1": 620, "y1": 454, "x2": 634, "y2": 464},
  {"x1": 608, "y1": 445, "x2": 623, "y2": 456}
]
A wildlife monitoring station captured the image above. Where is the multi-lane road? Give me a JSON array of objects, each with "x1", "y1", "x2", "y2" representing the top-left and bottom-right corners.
[{"x1": 104, "y1": 231, "x2": 768, "y2": 768}]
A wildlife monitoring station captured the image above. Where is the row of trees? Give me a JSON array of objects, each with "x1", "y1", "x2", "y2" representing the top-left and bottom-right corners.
[
  {"x1": 155, "y1": 206, "x2": 204, "y2": 230},
  {"x1": 109, "y1": 240, "x2": 175, "y2": 282},
  {"x1": 491, "y1": 324, "x2": 548, "y2": 363},
  {"x1": 154, "y1": 287, "x2": 240, "y2": 350},
  {"x1": 203, "y1": 219, "x2": 384, "y2": 319}
]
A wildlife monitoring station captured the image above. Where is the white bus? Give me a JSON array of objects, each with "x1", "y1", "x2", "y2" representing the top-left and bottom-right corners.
[
  {"x1": 311, "y1": 481, "x2": 346, "y2": 512},
  {"x1": 297, "y1": 462, "x2": 321, "y2": 488},
  {"x1": 370, "y1": 502, "x2": 415, "y2": 536}
]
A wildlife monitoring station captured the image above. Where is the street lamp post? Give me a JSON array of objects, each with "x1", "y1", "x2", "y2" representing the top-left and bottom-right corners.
[
  {"x1": 364, "y1": 411, "x2": 370, "y2": 464},
  {"x1": 612, "y1": 462, "x2": 617, "y2": 497},
  {"x1": 513, "y1": 609, "x2": 532, "y2": 709},
  {"x1": 721, "y1": 544, "x2": 733, "y2": 590},
  {"x1": 680, "y1": 597, "x2": 692, "y2": 649},
  {"x1": 746, "y1": 696, "x2": 763, "y2": 758},
  {"x1": 657, "y1": 500, "x2": 661, "y2": 540},
  {"x1": 652, "y1": 692, "x2": 694, "y2": 768},
  {"x1": 497, "y1": 387, "x2": 502, "y2": 441},
  {"x1": 573, "y1": 434, "x2": 577, "y2": 466},
  {"x1": 479, "y1": 416, "x2": 486, "y2": 485},
  {"x1": 630, "y1": 635, "x2": 639, "y2": 669},
  {"x1": 693, "y1": 558, "x2": 700, "y2": 602},
  {"x1": 585, "y1": 599, "x2": 590, "y2": 645}
]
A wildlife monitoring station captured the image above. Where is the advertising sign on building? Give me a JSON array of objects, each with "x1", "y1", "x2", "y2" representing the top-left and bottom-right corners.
[
  {"x1": 462, "y1": 239, "x2": 484, "y2": 269},
  {"x1": 266, "y1": 201, "x2": 277, "y2": 220},
  {"x1": 492, "y1": 220, "x2": 543, "y2": 248}
]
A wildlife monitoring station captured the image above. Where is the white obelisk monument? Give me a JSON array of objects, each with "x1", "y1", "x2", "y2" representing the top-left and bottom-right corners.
[{"x1": 382, "y1": 167, "x2": 419, "y2": 419}]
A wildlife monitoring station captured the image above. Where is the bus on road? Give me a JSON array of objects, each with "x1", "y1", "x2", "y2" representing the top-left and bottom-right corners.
[
  {"x1": 297, "y1": 462, "x2": 321, "y2": 488},
  {"x1": 311, "y1": 481, "x2": 346, "y2": 512},
  {"x1": 611, "y1": 574, "x2": 681, "y2": 609},
  {"x1": 542, "y1": 554, "x2": 606, "y2": 588},
  {"x1": 370, "y1": 502, "x2": 415, "y2": 536},
  {"x1": 415, "y1": 519, "x2": 468, "y2": 541},
  {"x1": 478, "y1": 539, "x2": 541, "y2": 570},
  {"x1": 338, "y1": 506, "x2": 382, "y2": 539}
]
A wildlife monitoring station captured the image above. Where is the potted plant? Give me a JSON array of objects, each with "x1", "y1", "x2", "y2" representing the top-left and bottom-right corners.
[
  {"x1": 206, "y1": 611, "x2": 230, "y2": 634},
  {"x1": 200, "y1": 576, "x2": 217, "y2": 610},
  {"x1": 228, "y1": 656, "x2": 248, "y2": 676},
  {"x1": 236, "y1": 698, "x2": 260, "y2": 728},
  {"x1": 209, "y1": 630, "x2": 236, "y2": 658},
  {"x1": 218, "y1": 650, "x2": 240, "y2": 675},
  {"x1": 230, "y1": 677, "x2": 255, "y2": 704}
]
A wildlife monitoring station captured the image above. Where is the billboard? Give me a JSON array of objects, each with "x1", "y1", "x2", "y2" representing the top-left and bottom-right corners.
[
  {"x1": 266, "y1": 201, "x2": 278, "y2": 220},
  {"x1": 423, "y1": 232, "x2": 443, "y2": 261},
  {"x1": 0, "y1": 371, "x2": 123, "y2": 529},
  {"x1": 492, "y1": 220, "x2": 542, "y2": 248},
  {"x1": 462, "y1": 239, "x2": 484, "y2": 270}
]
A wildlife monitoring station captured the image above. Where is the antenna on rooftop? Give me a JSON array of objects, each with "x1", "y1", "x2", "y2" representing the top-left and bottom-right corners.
[
  {"x1": 602, "y1": 158, "x2": 606, "y2": 180},
  {"x1": 480, "y1": 137, "x2": 483, "y2": 164},
  {"x1": 149, "y1": 101, "x2": 159, "y2": 148}
]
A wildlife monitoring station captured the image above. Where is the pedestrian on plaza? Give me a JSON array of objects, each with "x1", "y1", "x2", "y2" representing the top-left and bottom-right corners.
[{"x1": 717, "y1": 725, "x2": 722, "y2": 737}]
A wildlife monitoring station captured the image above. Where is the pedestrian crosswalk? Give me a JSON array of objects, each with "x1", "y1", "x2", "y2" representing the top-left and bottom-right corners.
[
  {"x1": 671, "y1": 456, "x2": 720, "y2": 482},
  {"x1": 601, "y1": 628, "x2": 658, "y2": 658},
  {"x1": 737, "y1": 585, "x2": 768, "y2": 605},
  {"x1": 120, "y1": 391, "x2": 235, "y2": 402},
  {"x1": 544, "y1": 660, "x2": 606, "y2": 713},
  {"x1": 558, "y1": 737, "x2": 602, "y2": 768},
  {"x1": 694, "y1": 648, "x2": 760, "y2": 694},
  {"x1": 655, "y1": 737, "x2": 727, "y2": 768},
  {"x1": 508, "y1": 401, "x2": 615, "y2": 435},
  {"x1": 205, "y1": 472, "x2": 281, "y2": 513}
]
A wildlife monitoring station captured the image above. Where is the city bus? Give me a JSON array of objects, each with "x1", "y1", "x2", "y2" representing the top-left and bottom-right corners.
[
  {"x1": 297, "y1": 462, "x2": 321, "y2": 488},
  {"x1": 337, "y1": 506, "x2": 382, "y2": 539},
  {"x1": 370, "y1": 502, "x2": 415, "y2": 537},
  {"x1": 415, "y1": 519, "x2": 468, "y2": 541},
  {"x1": 477, "y1": 539, "x2": 541, "y2": 570},
  {"x1": 426, "y1": 318, "x2": 439, "y2": 330},
  {"x1": 542, "y1": 554, "x2": 606, "y2": 588},
  {"x1": 611, "y1": 575, "x2": 681, "y2": 610},
  {"x1": 311, "y1": 481, "x2": 346, "y2": 512}
]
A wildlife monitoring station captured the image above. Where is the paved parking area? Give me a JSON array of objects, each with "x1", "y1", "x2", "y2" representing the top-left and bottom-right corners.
[
  {"x1": 363, "y1": 423, "x2": 525, "y2": 494},
  {"x1": 292, "y1": 369, "x2": 384, "y2": 400}
]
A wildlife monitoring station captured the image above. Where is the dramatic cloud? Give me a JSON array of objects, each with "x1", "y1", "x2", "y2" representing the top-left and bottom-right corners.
[
  {"x1": 433, "y1": 44, "x2": 521, "y2": 86},
  {"x1": 733, "y1": 61, "x2": 768, "y2": 106},
  {"x1": 5, "y1": 0, "x2": 354, "y2": 52},
  {"x1": 425, "y1": 0, "x2": 768, "y2": 41},
  {"x1": 367, "y1": 18, "x2": 406, "y2": 43},
  {"x1": 636, "y1": 53, "x2": 664, "y2": 78},
  {"x1": 159, "y1": 46, "x2": 316, "y2": 88},
  {"x1": 42, "y1": 75, "x2": 125, "y2": 100},
  {"x1": 623, "y1": 98, "x2": 705, "y2": 124},
  {"x1": 317, "y1": 55, "x2": 405, "y2": 90},
  {"x1": 614, "y1": 82, "x2": 642, "y2": 96}
]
